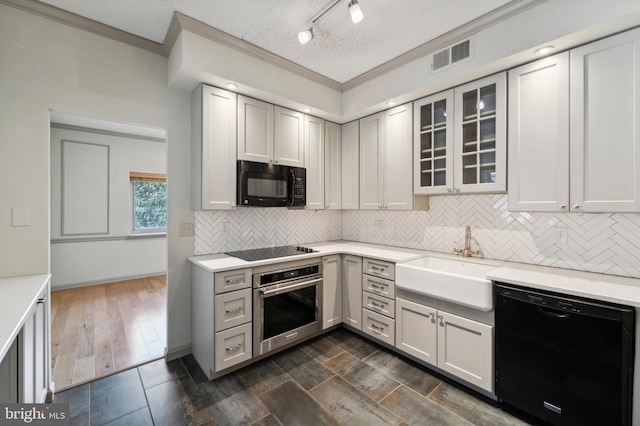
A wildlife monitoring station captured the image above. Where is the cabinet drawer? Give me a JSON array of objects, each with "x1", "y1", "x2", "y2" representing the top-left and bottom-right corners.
[
  {"x1": 215, "y1": 289, "x2": 252, "y2": 332},
  {"x1": 363, "y1": 291, "x2": 395, "y2": 319},
  {"x1": 362, "y1": 309, "x2": 395, "y2": 346},
  {"x1": 363, "y1": 258, "x2": 395, "y2": 280},
  {"x1": 363, "y1": 275, "x2": 395, "y2": 299},
  {"x1": 215, "y1": 269, "x2": 251, "y2": 294},
  {"x1": 214, "y1": 323, "x2": 252, "y2": 372}
]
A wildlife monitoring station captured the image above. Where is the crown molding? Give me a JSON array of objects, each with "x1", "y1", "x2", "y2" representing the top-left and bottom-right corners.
[
  {"x1": 341, "y1": 0, "x2": 547, "y2": 90},
  {"x1": 168, "y1": 12, "x2": 343, "y2": 91},
  {"x1": 3, "y1": 0, "x2": 546, "y2": 93},
  {"x1": 0, "y1": 0, "x2": 164, "y2": 55}
]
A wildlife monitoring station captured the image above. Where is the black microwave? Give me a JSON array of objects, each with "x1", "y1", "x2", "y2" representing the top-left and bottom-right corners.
[{"x1": 237, "y1": 160, "x2": 306, "y2": 207}]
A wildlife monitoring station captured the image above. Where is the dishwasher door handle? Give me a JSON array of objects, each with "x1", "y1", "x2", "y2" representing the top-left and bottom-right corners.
[{"x1": 537, "y1": 306, "x2": 570, "y2": 319}]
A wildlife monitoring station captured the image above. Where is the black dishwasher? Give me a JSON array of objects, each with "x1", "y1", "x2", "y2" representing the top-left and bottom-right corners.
[{"x1": 495, "y1": 283, "x2": 635, "y2": 426}]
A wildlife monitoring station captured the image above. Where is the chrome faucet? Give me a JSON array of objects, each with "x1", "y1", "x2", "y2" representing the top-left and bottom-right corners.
[{"x1": 454, "y1": 226, "x2": 480, "y2": 258}]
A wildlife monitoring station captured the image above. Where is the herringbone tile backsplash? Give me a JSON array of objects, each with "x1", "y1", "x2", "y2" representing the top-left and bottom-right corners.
[{"x1": 195, "y1": 194, "x2": 640, "y2": 278}]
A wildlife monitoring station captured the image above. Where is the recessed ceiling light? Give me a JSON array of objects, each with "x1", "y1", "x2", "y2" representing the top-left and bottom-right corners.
[
  {"x1": 386, "y1": 101, "x2": 396, "y2": 107},
  {"x1": 225, "y1": 83, "x2": 238, "y2": 90},
  {"x1": 534, "y1": 46, "x2": 554, "y2": 56}
]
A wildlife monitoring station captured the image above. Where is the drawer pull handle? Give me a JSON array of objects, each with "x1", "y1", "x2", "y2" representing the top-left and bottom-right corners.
[
  {"x1": 370, "y1": 284, "x2": 384, "y2": 292},
  {"x1": 370, "y1": 301, "x2": 383, "y2": 309},
  {"x1": 429, "y1": 312, "x2": 436, "y2": 323},
  {"x1": 226, "y1": 278, "x2": 244, "y2": 285},
  {"x1": 226, "y1": 342, "x2": 243, "y2": 352},
  {"x1": 225, "y1": 306, "x2": 244, "y2": 314},
  {"x1": 437, "y1": 314, "x2": 444, "y2": 327},
  {"x1": 370, "y1": 323, "x2": 384, "y2": 333},
  {"x1": 370, "y1": 266, "x2": 384, "y2": 272}
]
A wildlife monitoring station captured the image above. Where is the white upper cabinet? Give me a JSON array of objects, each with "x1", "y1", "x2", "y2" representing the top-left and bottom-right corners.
[
  {"x1": 237, "y1": 95, "x2": 273, "y2": 164},
  {"x1": 274, "y1": 106, "x2": 305, "y2": 167},
  {"x1": 414, "y1": 90, "x2": 454, "y2": 195},
  {"x1": 453, "y1": 73, "x2": 507, "y2": 193},
  {"x1": 509, "y1": 28, "x2": 640, "y2": 213},
  {"x1": 508, "y1": 53, "x2": 570, "y2": 212},
  {"x1": 324, "y1": 121, "x2": 342, "y2": 210},
  {"x1": 384, "y1": 103, "x2": 414, "y2": 210},
  {"x1": 341, "y1": 121, "x2": 360, "y2": 210},
  {"x1": 569, "y1": 28, "x2": 640, "y2": 212},
  {"x1": 237, "y1": 95, "x2": 304, "y2": 167},
  {"x1": 304, "y1": 114, "x2": 324, "y2": 210},
  {"x1": 360, "y1": 112, "x2": 384, "y2": 210},
  {"x1": 192, "y1": 85, "x2": 237, "y2": 210},
  {"x1": 360, "y1": 104, "x2": 414, "y2": 210}
]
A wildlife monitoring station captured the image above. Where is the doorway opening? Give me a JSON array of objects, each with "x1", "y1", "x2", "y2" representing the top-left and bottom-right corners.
[{"x1": 48, "y1": 112, "x2": 168, "y2": 391}]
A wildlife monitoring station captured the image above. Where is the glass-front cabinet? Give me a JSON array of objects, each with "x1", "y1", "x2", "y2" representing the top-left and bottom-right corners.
[
  {"x1": 413, "y1": 90, "x2": 453, "y2": 195},
  {"x1": 453, "y1": 73, "x2": 506, "y2": 193},
  {"x1": 413, "y1": 72, "x2": 506, "y2": 195}
]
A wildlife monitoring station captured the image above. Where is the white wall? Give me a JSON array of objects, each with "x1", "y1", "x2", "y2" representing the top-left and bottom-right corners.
[
  {"x1": 0, "y1": 4, "x2": 193, "y2": 356},
  {"x1": 49, "y1": 126, "x2": 167, "y2": 288}
]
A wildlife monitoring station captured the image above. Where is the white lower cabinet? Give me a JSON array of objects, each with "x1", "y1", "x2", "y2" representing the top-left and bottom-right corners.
[
  {"x1": 396, "y1": 298, "x2": 493, "y2": 392},
  {"x1": 192, "y1": 265, "x2": 253, "y2": 379},
  {"x1": 361, "y1": 258, "x2": 396, "y2": 345},
  {"x1": 0, "y1": 337, "x2": 19, "y2": 403},
  {"x1": 342, "y1": 255, "x2": 363, "y2": 330},
  {"x1": 322, "y1": 255, "x2": 342, "y2": 329}
]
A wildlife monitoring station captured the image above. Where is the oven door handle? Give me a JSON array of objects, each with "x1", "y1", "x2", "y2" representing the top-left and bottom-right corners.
[{"x1": 259, "y1": 277, "x2": 322, "y2": 296}]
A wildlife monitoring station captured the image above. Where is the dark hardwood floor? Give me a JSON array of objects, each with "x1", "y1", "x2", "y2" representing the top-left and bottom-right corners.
[{"x1": 55, "y1": 328, "x2": 529, "y2": 425}]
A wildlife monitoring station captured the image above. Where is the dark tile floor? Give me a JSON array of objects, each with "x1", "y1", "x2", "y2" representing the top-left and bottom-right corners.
[{"x1": 55, "y1": 328, "x2": 530, "y2": 425}]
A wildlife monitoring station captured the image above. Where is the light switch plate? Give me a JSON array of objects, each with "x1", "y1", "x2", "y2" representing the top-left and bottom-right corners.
[
  {"x1": 12, "y1": 207, "x2": 31, "y2": 227},
  {"x1": 179, "y1": 222, "x2": 194, "y2": 237}
]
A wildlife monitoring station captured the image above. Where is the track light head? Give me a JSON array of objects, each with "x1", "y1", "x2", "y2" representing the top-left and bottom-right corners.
[
  {"x1": 348, "y1": 0, "x2": 363, "y2": 23},
  {"x1": 298, "y1": 28, "x2": 314, "y2": 44}
]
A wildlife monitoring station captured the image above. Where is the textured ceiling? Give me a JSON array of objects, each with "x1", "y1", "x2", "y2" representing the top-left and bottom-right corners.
[{"x1": 37, "y1": 0, "x2": 514, "y2": 83}]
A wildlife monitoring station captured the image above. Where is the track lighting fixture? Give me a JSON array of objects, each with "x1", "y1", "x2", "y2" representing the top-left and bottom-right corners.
[
  {"x1": 298, "y1": 28, "x2": 314, "y2": 45},
  {"x1": 298, "y1": 0, "x2": 364, "y2": 45},
  {"x1": 348, "y1": 0, "x2": 363, "y2": 23}
]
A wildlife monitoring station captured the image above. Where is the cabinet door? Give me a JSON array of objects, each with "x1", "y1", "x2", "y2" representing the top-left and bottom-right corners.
[
  {"x1": 238, "y1": 95, "x2": 274, "y2": 163},
  {"x1": 304, "y1": 115, "x2": 324, "y2": 209},
  {"x1": 275, "y1": 106, "x2": 304, "y2": 167},
  {"x1": 570, "y1": 28, "x2": 640, "y2": 212},
  {"x1": 322, "y1": 255, "x2": 342, "y2": 329},
  {"x1": 341, "y1": 121, "x2": 360, "y2": 209},
  {"x1": 508, "y1": 53, "x2": 570, "y2": 212},
  {"x1": 342, "y1": 255, "x2": 362, "y2": 330},
  {"x1": 384, "y1": 103, "x2": 413, "y2": 210},
  {"x1": 0, "y1": 337, "x2": 19, "y2": 403},
  {"x1": 193, "y1": 85, "x2": 237, "y2": 210},
  {"x1": 325, "y1": 121, "x2": 342, "y2": 210},
  {"x1": 359, "y1": 113, "x2": 384, "y2": 209},
  {"x1": 437, "y1": 310, "x2": 493, "y2": 392},
  {"x1": 395, "y1": 298, "x2": 437, "y2": 366},
  {"x1": 454, "y1": 73, "x2": 507, "y2": 193},
  {"x1": 414, "y1": 91, "x2": 454, "y2": 195}
]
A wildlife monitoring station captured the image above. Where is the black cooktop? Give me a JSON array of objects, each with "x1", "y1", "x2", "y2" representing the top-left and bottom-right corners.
[{"x1": 225, "y1": 245, "x2": 317, "y2": 262}]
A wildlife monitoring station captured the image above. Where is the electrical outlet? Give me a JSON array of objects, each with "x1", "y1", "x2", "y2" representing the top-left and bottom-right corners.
[
  {"x1": 222, "y1": 221, "x2": 229, "y2": 235},
  {"x1": 554, "y1": 226, "x2": 568, "y2": 245},
  {"x1": 179, "y1": 222, "x2": 194, "y2": 237}
]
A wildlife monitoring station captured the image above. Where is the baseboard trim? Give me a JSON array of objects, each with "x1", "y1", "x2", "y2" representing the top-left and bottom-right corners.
[
  {"x1": 166, "y1": 344, "x2": 192, "y2": 362},
  {"x1": 51, "y1": 272, "x2": 166, "y2": 290}
]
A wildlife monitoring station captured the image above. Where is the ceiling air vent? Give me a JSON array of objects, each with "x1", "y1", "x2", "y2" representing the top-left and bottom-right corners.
[{"x1": 431, "y1": 37, "x2": 473, "y2": 72}]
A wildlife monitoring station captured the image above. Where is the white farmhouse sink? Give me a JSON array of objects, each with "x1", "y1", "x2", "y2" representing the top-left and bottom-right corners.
[{"x1": 396, "y1": 257, "x2": 500, "y2": 311}]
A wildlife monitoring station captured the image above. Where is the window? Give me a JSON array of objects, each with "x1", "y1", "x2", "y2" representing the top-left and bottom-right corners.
[{"x1": 130, "y1": 172, "x2": 167, "y2": 233}]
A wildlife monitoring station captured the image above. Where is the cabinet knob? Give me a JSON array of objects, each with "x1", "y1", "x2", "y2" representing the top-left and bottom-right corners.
[
  {"x1": 447, "y1": 188, "x2": 452, "y2": 193},
  {"x1": 455, "y1": 188, "x2": 461, "y2": 193},
  {"x1": 559, "y1": 205, "x2": 566, "y2": 209},
  {"x1": 573, "y1": 204, "x2": 580, "y2": 209}
]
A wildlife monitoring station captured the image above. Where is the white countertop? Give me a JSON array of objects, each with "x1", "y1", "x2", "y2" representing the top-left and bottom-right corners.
[
  {"x1": 190, "y1": 240, "x2": 640, "y2": 309},
  {"x1": 0, "y1": 274, "x2": 50, "y2": 362},
  {"x1": 189, "y1": 241, "x2": 426, "y2": 272},
  {"x1": 487, "y1": 263, "x2": 640, "y2": 308}
]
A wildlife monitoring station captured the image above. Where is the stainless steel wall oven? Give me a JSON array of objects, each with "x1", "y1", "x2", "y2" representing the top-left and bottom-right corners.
[{"x1": 253, "y1": 260, "x2": 323, "y2": 356}]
